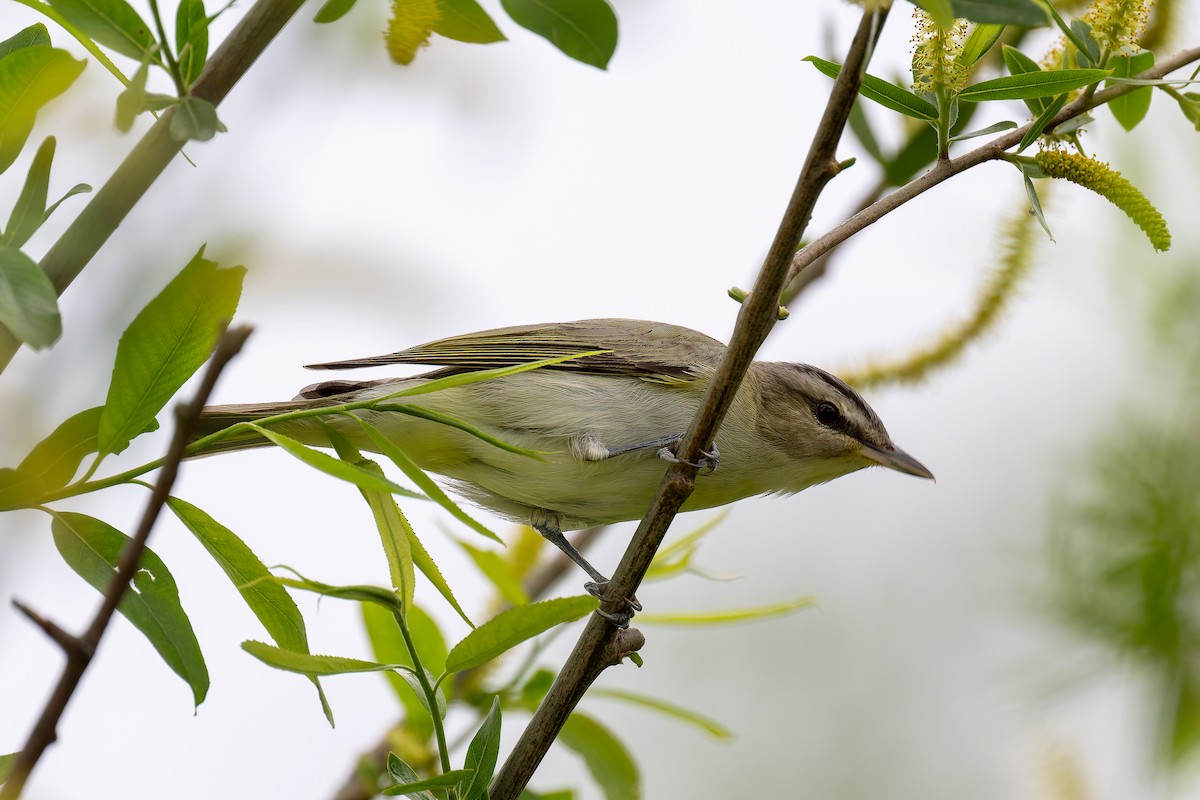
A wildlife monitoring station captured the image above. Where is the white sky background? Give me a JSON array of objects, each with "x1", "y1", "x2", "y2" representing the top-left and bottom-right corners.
[{"x1": 2, "y1": 1, "x2": 1199, "y2": 798}]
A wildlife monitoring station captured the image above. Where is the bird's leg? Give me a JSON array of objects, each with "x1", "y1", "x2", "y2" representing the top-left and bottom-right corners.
[
  {"x1": 574, "y1": 432, "x2": 720, "y2": 473},
  {"x1": 530, "y1": 509, "x2": 641, "y2": 627}
]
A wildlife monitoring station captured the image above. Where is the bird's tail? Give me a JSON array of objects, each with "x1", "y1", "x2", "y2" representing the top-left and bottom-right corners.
[{"x1": 191, "y1": 399, "x2": 321, "y2": 455}]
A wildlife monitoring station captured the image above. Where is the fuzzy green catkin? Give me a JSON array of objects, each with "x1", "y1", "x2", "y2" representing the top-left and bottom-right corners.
[
  {"x1": 1084, "y1": 0, "x2": 1153, "y2": 53},
  {"x1": 911, "y1": 10, "x2": 968, "y2": 94},
  {"x1": 1035, "y1": 150, "x2": 1171, "y2": 251},
  {"x1": 843, "y1": 203, "x2": 1039, "y2": 390},
  {"x1": 386, "y1": 0, "x2": 440, "y2": 65}
]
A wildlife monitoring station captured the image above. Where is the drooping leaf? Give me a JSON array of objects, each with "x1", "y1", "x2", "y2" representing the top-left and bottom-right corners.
[
  {"x1": 0, "y1": 24, "x2": 52, "y2": 59},
  {"x1": 947, "y1": 0, "x2": 1045, "y2": 27},
  {"x1": 460, "y1": 698, "x2": 502, "y2": 800},
  {"x1": 635, "y1": 596, "x2": 816, "y2": 626},
  {"x1": 435, "y1": 0, "x2": 506, "y2": 43},
  {"x1": 444, "y1": 595, "x2": 596, "y2": 673},
  {"x1": 98, "y1": 247, "x2": 244, "y2": 457},
  {"x1": 0, "y1": 245, "x2": 61, "y2": 348},
  {"x1": 1022, "y1": 170, "x2": 1054, "y2": 241},
  {"x1": 51, "y1": 511, "x2": 209, "y2": 706},
  {"x1": 559, "y1": 712, "x2": 639, "y2": 800},
  {"x1": 45, "y1": 0, "x2": 156, "y2": 59},
  {"x1": 407, "y1": 520, "x2": 474, "y2": 627},
  {"x1": 174, "y1": 0, "x2": 208, "y2": 87},
  {"x1": 589, "y1": 688, "x2": 733, "y2": 739},
  {"x1": 804, "y1": 56, "x2": 938, "y2": 121},
  {"x1": 1107, "y1": 51, "x2": 1155, "y2": 131},
  {"x1": 958, "y1": 68, "x2": 1111, "y2": 102},
  {"x1": 3, "y1": 136, "x2": 54, "y2": 248},
  {"x1": 169, "y1": 96, "x2": 223, "y2": 142},
  {"x1": 0, "y1": 47, "x2": 85, "y2": 175},
  {"x1": 500, "y1": 0, "x2": 617, "y2": 70}
]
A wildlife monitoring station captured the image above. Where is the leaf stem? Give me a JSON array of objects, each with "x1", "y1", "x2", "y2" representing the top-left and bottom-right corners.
[
  {"x1": 392, "y1": 608, "x2": 454, "y2": 791},
  {"x1": 147, "y1": 0, "x2": 187, "y2": 95}
]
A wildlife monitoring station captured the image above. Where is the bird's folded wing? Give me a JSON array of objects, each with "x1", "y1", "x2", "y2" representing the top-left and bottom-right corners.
[{"x1": 304, "y1": 318, "x2": 726, "y2": 383}]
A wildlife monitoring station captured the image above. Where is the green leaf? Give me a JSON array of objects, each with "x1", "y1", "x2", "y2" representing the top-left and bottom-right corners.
[
  {"x1": 959, "y1": 68, "x2": 1110, "y2": 102},
  {"x1": 169, "y1": 96, "x2": 223, "y2": 142},
  {"x1": 0, "y1": 751, "x2": 17, "y2": 784},
  {"x1": 0, "y1": 245, "x2": 61, "y2": 348},
  {"x1": 500, "y1": 0, "x2": 617, "y2": 69},
  {"x1": 956, "y1": 23, "x2": 1005, "y2": 69},
  {"x1": 947, "y1": 119, "x2": 1017, "y2": 141},
  {"x1": 352, "y1": 417, "x2": 503, "y2": 544},
  {"x1": 51, "y1": 512, "x2": 208, "y2": 705},
  {"x1": 1017, "y1": 91, "x2": 1068, "y2": 152},
  {"x1": 42, "y1": 180, "x2": 91, "y2": 221},
  {"x1": 635, "y1": 596, "x2": 816, "y2": 626},
  {"x1": 385, "y1": 754, "x2": 438, "y2": 800},
  {"x1": 456, "y1": 539, "x2": 530, "y2": 606},
  {"x1": 396, "y1": 666, "x2": 447, "y2": 720},
  {"x1": 12, "y1": 406, "x2": 102, "y2": 491},
  {"x1": 98, "y1": 247, "x2": 244, "y2": 457},
  {"x1": 374, "y1": 403, "x2": 546, "y2": 459},
  {"x1": 243, "y1": 424, "x2": 425, "y2": 499},
  {"x1": 589, "y1": 688, "x2": 732, "y2": 740},
  {"x1": 1022, "y1": 171, "x2": 1054, "y2": 241},
  {"x1": 460, "y1": 698, "x2": 502, "y2": 800},
  {"x1": 45, "y1": 0, "x2": 156, "y2": 59},
  {"x1": 559, "y1": 712, "x2": 639, "y2": 800},
  {"x1": 313, "y1": 0, "x2": 357, "y2": 23},
  {"x1": 804, "y1": 56, "x2": 938, "y2": 121},
  {"x1": 1107, "y1": 51, "x2": 1154, "y2": 131},
  {"x1": 949, "y1": 0, "x2": 1045, "y2": 27},
  {"x1": 0, "y1": 24, "x2": 52, "y2": 59},
  {"x1": 444, "y1": 595, "x2": 596, "y2": 673},
  {"x1": 363, "y1": 602, "x2": 448, "y2": 718},
  {"x1": 435, "y1": 0, "x2": 506, "y2": 43},
  {"x1": 242, "y1": 640, "x2": 404, "y2": 676},
  {"x1": 0, "y1": 47, "x2": 85, "y2": 175},
  {"x1": 914, "y1": 0, "x2": 955, "y2": 30},
  {"x1": 114, "y1": 60, "x2": 149, "y2": 132},
  {"x1": 383, "y1": 770, "x2": 475, "y2": 797},
  {"x1": 847, "y1": 101, "x2": 883, "y2": 163},
  {"x1": 174, "y1": 0, "x2": 208, "y2": 87},
  {"x1": 1041, "y1": 1, "x2": 1092, "y2": 63},
  {"x1": 407, "y1": 522, "x2": 474, "y2": 627},
  {"x1": 1069, "y1": 19, "x2": 1099, "y2": 66},
  {"x1": 1001, "y1": 43, "x2": 1046, "y2": 115},
  {"x1": 3, "y1": 135, "x2": 53, "y2": 247}
]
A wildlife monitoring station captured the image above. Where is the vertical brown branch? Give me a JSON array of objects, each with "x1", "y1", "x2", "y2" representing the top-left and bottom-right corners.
[
  {"x1": 0, "y1": 326, "x2": 251, "y2": 800},
  {"x1": 487, "y1": 9, "x2": 890, "y2": 800}
]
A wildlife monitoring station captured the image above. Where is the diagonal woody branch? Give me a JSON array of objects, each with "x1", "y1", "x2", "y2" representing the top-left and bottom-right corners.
[{"x1": 486, "y1": 8, "x2": 892, "y2": 800}]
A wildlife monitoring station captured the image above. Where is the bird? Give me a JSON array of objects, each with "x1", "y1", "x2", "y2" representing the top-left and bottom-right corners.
[{"x1": 195, "y1": 318, "x2": 933, "y2": 611}]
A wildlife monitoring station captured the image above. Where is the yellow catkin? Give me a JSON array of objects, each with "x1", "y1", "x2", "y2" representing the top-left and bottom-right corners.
[
  {"x1": 385, "y1": 0, "x2": 440, "y2": 65},
  {"x1": 1083, "y1": 0, "x2": 1152, "y2": 52},
  {"x1": 910, "y1": 9, "x2": 968, "y2": 93},
  {"x1": 843, "y1": 203, "x2": 1039, "y2": 390},
  {"x1": 1035, "y1": 150, "x2": 1171, "y2": 251}
]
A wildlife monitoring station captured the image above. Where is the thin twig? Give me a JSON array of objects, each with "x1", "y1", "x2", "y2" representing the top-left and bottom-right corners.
[
  {"x1": 487, "y1": 9, "x2": 891, "y2": 800},
  {"x1": 0, "y1": 0, "x2": 307, "y2": 375},
  {"x1": 0, "y1": 326, "x2": 252, "y2": 800},
  {"x1": 785, "y1": 44, "x2": 1200, "y2": 287}
]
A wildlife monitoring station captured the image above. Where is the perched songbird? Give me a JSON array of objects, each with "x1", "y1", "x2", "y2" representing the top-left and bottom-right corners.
[{"x1": 196, "y1": 319, "x2": 933, "y2": 596}]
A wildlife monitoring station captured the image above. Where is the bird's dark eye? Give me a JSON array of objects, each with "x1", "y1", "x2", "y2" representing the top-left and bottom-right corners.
[{"x1": 816, "y1": 402, "x2": 841, "y2": 426}]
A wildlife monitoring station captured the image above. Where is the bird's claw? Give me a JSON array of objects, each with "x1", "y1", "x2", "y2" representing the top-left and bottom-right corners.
[
  {"x1": 585, "y1": 580, "x2": 642, "y2": 629},
  {"x1": 657, "y1": 442, "x2": 720, "y2": 473}
]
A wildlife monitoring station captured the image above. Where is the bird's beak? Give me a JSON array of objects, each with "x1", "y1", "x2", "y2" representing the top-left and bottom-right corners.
[{"x1": 861, "y1": 444, "x2": 935, "y2": 480}]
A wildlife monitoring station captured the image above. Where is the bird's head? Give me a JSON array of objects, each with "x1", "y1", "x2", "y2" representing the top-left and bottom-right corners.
[{"x1": 752, "y1": 362, "x2": 934, "y2": 491}]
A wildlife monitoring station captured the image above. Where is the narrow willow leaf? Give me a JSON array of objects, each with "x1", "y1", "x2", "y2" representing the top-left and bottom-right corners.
[
  {"x1": 1069, "y1": 20, "x2": 1099, "y2": 66},
  {"x1": 243, "y1": 424, "x2": 425, "y2": 498},
  {"x1": 590, "y1": 688, "x2": 733, "y2": 739},
  {"x1": 3, "y1": 136, "x2": 54, "y2": 248},
  {"x1": 1001, "y1": 43, "x2": 1046, "y2": 114},
  {"x1": 959, "y1": 68, "x2": 1111, "y2": 102},
  {"x1": 456, "y1": 539, "x2": 529, "y2": 606},
  {"x1": 0, "y1": 47, "x2": 84, "y2": 176},
  {"x1": 378, "y1": 350, "x2": 608, "y2": 401},
  {"x1": 273, "y1": 575, "x2": 402, "y2": 609},
  {"x1": 646, "y1": 511, "x2": 728, "y2": 580},
  {"x1": 353, "y1": 417, "x2": 503, "y2": 544},
  {"x1": 383, "y1": 769, "x2": 474, "y2": 797},
  {"x1": 948, "y1": 119, "x2": 1017, "y2": 142},
  {"x1": 500, "y1": 0, "x2": 617, "y2": 69},
  {"x1": 41, "y1": 181, "x2": 91, "y2": 221},
  {"x1": 435, "y1": 0, "x2": 506, "y2": 43},
  {"x1": 460, "y1": 698, "x2": 502, "y2": 800},
  {"x1": 363, "y1": 602, "x2": 449, "y2": 718},
  {"x1": 16, "y1": 406, "x2": 102, "y2": 489},
  {"x1": 1017, "y1": 92, "x2": 1069, "y2": 152},
  {"x1": 950, "y1": 0, "x2": 1045, "y2": 26},
  {"x1": 559, "y1": 712, "x2": 639, "y2": 800},
  {"x1": 114, "y1": 60, "x2": 150, "y2": 132},
  {"x1": 313, "y1": 0, "x2": 356, "y2": 23},
  {"x1": 635, "y1": 596, "x2": 816, "y2": 626},
  {"x1": 242, "y1": 640, "x2": 406, "y2": 676},
  {"x1": 0, "y1": 245, "x2": 61, "y2": 348},
  {"x1": 45, "y1": 0, "x2": 156, "y2": 59},
  {"x1": 847, "y1": 101, "x2": 883, "y2": 163},
  {"x1": 1107, "y1": 51, "x2": 1155, "y2": 130},
  {"x1": 358, "y1": 458, "x2": 417, "y2": 608},
  {"x1": 99, "y1": 248, "x2": 244, "y2": 456},
  {"x1": 174, "y1": 0, "x2": 208, "y2": 86},
  {"x1": 1041, "y1": 0, "x2": 1092, "y2": 61},
  {"x1": 445, "y1": 595, "x2": 596, "y2": 673},
  {"x1": 1022, "y1": 171, "x2": 1054, "y2": 241},
  {"x1": 395, "y1": 667, "x2": 447, "y2": 720},
  {"x1": 385, "y1": 754, "x2": 438, "y2": 800},
  {"x1": 51, "y1": 512, "x2": 208, "y2": 705},
  {"x1": 0, "y1": 24, "x2": 52, "y2": 59},
  {"x1": 374, "y1": 403, "x2": 546, "y2": 459},
  {"x1": 956, "y1": 23, "x2": 1005, "y2": 69},
  {"x1": 407, "y1": 522, "x2": 474, "y2": 627},
  {"x1": 804, "y1": 56, "x2": 938, "y2": 121},
  {"x1": 169, "y1": 96, "x2": 223, "y2": 142}
]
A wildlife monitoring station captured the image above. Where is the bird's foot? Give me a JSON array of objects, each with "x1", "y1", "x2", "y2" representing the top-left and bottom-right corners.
[
  {"x1": 585, "y1": 580, "x2": 642, "y2": 629},
  {"x1": 657, "y1": 441, "x2": 720, "y2": 473}
]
